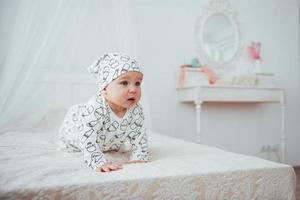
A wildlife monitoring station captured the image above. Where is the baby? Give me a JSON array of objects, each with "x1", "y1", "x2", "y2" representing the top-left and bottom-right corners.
[{"x1": 58, "y1": 53, "x2": 149, "y2": 172}]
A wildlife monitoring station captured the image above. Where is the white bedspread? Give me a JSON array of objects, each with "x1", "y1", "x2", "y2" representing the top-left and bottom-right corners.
[{"x1": 0, "y1": 130, "x2": 296, "y2": 200}]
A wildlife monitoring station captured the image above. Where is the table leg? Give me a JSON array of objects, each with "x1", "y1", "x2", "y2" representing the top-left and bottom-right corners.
[
  {"x1": 280, "y1": 104, "x2": 286, "y2": 163},
  {"x1": 195, "y1": 102, "x2": 202, "y2": 143}
]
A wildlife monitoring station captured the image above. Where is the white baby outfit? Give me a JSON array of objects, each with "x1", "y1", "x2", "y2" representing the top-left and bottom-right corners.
[{"x1": 58, "y1": 53, "x2": 149, "y2": 170}]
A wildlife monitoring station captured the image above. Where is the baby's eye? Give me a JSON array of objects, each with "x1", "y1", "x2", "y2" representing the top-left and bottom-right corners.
[
  {"x1": 120, "y1": 81, "x2": 128, "y2": 86},
  {"x1": 135, "y1": 82, "x2": 141, "y2": 86}
]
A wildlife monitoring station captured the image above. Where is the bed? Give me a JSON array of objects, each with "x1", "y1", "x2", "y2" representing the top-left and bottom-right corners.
[{"x1": 0, "y1": 129, "x2": 296, "y2": 200}]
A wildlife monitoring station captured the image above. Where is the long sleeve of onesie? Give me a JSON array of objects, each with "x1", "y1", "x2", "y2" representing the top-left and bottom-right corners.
[
  {"x1": 59, "y1": 96, "x2": 108, "y2": 170},
  {"x1": 128, "y1": 106, "x2": 149, "y2": 162},
  {"x1": 79, "y1": 121, "x2": 108, "y2": 170},
  {"x1": 77, "y1": 98, "x2": 109, "y2": 170}
]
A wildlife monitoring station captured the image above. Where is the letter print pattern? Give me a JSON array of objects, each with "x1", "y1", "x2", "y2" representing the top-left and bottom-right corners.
[{"x1": 58, "y1": 94, "x2": 149, "y2": 170}]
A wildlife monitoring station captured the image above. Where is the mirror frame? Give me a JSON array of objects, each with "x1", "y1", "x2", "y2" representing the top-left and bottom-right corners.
[{"x1": 195, "y1": 0, "x2": 242, "y2": 71}]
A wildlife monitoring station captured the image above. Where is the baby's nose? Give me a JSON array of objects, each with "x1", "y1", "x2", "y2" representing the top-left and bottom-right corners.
[{"x1": 129, "y1": 85, "x2": 138, "y2": 93}]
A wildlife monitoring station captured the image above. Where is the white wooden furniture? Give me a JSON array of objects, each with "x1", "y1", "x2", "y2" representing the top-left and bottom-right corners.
[{"x1": 177, "y1": 85, "x2": 286, "y2": 163}]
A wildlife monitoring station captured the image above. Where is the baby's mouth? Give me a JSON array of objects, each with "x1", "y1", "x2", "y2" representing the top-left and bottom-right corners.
[{"x1": 127, "y1": 98, "x2": 135, "y2": 102}]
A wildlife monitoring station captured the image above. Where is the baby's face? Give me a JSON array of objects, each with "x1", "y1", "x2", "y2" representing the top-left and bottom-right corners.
[{"x1": 103, "y1": 71, "x2": 143, "y2": 113}]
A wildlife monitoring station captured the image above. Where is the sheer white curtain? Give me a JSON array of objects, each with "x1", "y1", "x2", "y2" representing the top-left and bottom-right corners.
[{"x1": 0, "y1": 0, "x2": 150, "y2": 133}]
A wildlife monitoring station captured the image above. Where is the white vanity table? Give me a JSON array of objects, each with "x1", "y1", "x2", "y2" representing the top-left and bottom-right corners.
[
  {"x1": 177, "y1": 85, "x2": 286, "y2": 163},
  {"x1": 184, "y1": 0, "x2": 287, "y2": 163}
]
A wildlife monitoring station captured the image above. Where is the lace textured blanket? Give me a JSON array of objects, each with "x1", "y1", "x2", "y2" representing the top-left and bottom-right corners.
[{"x1": 0, "y1": 130, "x2": 296, "y2": 200}]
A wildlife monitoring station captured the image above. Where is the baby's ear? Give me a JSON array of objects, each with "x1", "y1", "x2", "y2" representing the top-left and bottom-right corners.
[{"x1": 101, "y1": 88, "x2": 107, "y2": 96}]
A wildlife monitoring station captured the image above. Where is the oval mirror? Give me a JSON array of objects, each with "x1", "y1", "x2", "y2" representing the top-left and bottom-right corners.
[
  {"x1": 195, "y1": 0, "x2": 241, "y2": 69},
  {"x1": 202, "y1": 13, "x2": 238, "y2": 64}
]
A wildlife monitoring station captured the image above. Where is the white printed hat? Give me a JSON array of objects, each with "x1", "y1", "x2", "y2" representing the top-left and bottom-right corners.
[{"x1": 87, "y1": 53, "x2": 142, "y2": 91}]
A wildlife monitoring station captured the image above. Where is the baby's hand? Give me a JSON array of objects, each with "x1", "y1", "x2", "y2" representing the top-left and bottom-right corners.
[{"x1": 96, "y1": 163, "x2": 123, "y2": 173}]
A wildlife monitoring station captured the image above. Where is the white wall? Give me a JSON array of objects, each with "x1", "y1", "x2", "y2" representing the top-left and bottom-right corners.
[
  {"x1": 4, "y1": 0, "x2": 298, "y2": 165},
  {"x1": 132, "y1": 0, "x2": 300, "y2": 165}
]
